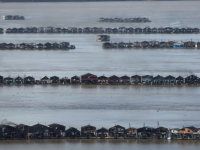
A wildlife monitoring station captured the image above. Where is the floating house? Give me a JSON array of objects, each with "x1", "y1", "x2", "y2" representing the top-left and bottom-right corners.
[
  {"x1": 102, "y1": 42, "x2": 113, "y2": 49},
  {"x1": 151, "y1": 28, "x2": 158, "y2": 33},
  {"x1": 29, "y1": 124, "x2": 51, "y2": 139},
  {"x1": 152, "y1": 126, "x2": 168, "y2": 139},
  {"x1": 134, "y1": 28, "x2": 142, "y2": 34},
  {"x1": 48, "y1": 123, "x2": 65, "y2": 138},
  {"x1": 178, "y1": 126, "x2": 197, "y2": 139},
  {"x1": 81, "y1": 125, "x2": 96, "y2": 138},
  {"x1": 45, "y1": 26, "x2": 54, "y2": 33},
  {"x1": 16, "y1": 124, "x2": 30, "y2": 139},
  {"x1": 65, "y1": 127, "x2": 80, "y2": 138},
  {"x1": 96, "y1": 127, "x2": 109, "y2": 138},
  {"x1": 81, "y1": 73, "x2": 98, "y2": 84},
  {"x1": 143, "y1": 27, "x2": 151, "y2": 34},
  {"x1": 131, "y1": 75, "x2": 142, "y2": 85},
  {"x1": 0, "y1": 125, "x2": 19, "y2": 140},
  {"x1": 51, "y1": 43, "x2": 60, "y2": 49},
  {"x1": 3, "y1": 77, "x2": 14, "y2": 85},
  {"x1": 185, "y1": 75, "x2": 199, "y2": 85},
  {"x1": 120, "y1": 75, "x2": 131, "y2": 85},
  {"x1": 109, "y1": 125, "x2": 126, "y2": 138},
  {"x1": 2, "y1": 15, "x2": 25, "y2": 20},
  {"x1": 164, "y1": 27, "x2": 173, "y2": 33},
  {"x1": 164, "y1": 75, "x2": 175, "y2": 85},
  {"x1": 108, "y1": 75, "x2": 120, "y2": 85},
  {"x1": 24, "y1": 76, "x2": 35, "y2": 84},
  {"x1": 142, "y1": 75, "x2": 153, "y2": 85},
  {"x1": 0, "y1": 28, "x2": 3, "y2": 33},
  {"x1": 26, "y1": 43, "x2": 36, "y2": 49},
  {"x1": 96, "y1": 35, "x2": 110, "y2": 42},
  {"x1": 36, "y1": 43, "x2": 43, "y2": 49},
  {"x1": 60, "y1": 42, "x2": 69, "y2": 49},
  {"x1": 175, "y1": 76, "x2": 184, "y2": 85},
  {"x1": 71, "y1": 75, "x2": 80, "y2": 84},
  {"x1": 98, "y1": 75, "x2": 109, "y2": 85},
  {"x1": 173, "y1": 41, "x2": 184, "y2": 48},
  {"x1": 40, "y1": 76, "x2": 50, "y2": 84},
  {"x1": 60, "y1": 77, "x2": 70, "y2": 84},
  {"x1": 137, "y1": 126, "x2": 154, "y2": 139},
  {"x1": 0, "y1": 75, "x2": 3, "y2": 84},
  {"x1": 50, "y1": 76, "x2": 59, "y2": 84},
  {"x1": 126, "y1": 127, "x2": 137, "y2": 138},
  {"x1": 184, "y1": 41, "x2": 195, "y2": 48},
  {"x1": 15, "y1": 76, "x2": 23, "y2": 84},
  {"x1": 44, "y1": 42, "x2": 52, "y2": 49},
  {"x1": 153, "y1": 75, "x2": 164, "y2": 85}
]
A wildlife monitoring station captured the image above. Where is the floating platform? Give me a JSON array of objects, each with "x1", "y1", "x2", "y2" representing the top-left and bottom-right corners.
[{"x1": 99, "y1": 17, "x2": 151, "y2": 23}]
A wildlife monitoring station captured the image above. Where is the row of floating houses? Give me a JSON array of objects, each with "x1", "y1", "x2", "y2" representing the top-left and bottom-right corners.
[
  {"x1": 1, "y1": 27, "x2": 200, "y2": 34},
  {"x1": 102, "y1": 41, "x2": 200, "y2": 49},
  {"x1": 99, "y1": 17, "x2": 151, "y2": 23},
  {"x1": 0, "y1": 123, "x2": 200, "y2": 140},
  {"x1": 0, "y1": 42, "x2": 75, "y2": 49},
  {"x1": 0, "y1": 73, "x2": 200, "y2": 85},
  {"x1": 2, "y1": 15, "x2": 25, "y2": 20}
]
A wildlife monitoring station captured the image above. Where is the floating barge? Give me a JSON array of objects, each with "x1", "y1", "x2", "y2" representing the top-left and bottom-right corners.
[
  {"x1": 102, "y1": 40, "x2": 199, "y2": 49},
  {"x1": 0, "y1": 74, "x2": 199, "y2": 85},
  {"x1": 0, "y1": 42, "x2": 75, "y2": 50},
  {"x1": 2, "y1": 15, "x2": 25, "y2": 20},
  {"x1": 0, "y1": 122, "x2": 199, "y2": 140},
  {"x1": 99, "y1": 17, "x2": 151, "y2": 23},
  {"x1": 2, "y1": 27, "x2": 200, "y2": 34}
]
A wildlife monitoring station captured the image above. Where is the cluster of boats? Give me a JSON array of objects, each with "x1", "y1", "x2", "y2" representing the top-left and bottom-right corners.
[
  {"x1": 2, "y1": 15, "x2": 25, "y2": 20},
  {"x1": 0, "y1": 74, "x2": 199, "y2": 85},
  {"x1": 0, "y1": 123, "x2": 199, "y2": 140},
  {"x1": 2, "y1": 27, "x2": 200, "y2": 34},
  {"x1": 99, "y1": 17, "x2": 151, "y2": 23},
  {"x1": 0, "y1": 42, "x2": 75, "y2": 49},
  {"x1": 102, "y1": 41, "x2": 199, "y2": 49}
]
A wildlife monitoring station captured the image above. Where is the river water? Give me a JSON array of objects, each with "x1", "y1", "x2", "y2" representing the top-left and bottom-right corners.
[{"x1": 1, "y1": 1, "x2": 200, "y2": 149}]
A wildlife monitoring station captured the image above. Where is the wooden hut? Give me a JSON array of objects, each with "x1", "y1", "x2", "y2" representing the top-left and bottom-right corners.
[
  {"x1": 15, "y1": 76, "x2": 23, "y2": 84},
  {"x1": 108, "y1": 125, "x2": 126, "y2": 138},
  {"x1": 16, "y1": 124, "x2": 30, "y2": 139},
  {"x1": 71, "y1": 75, "x2": 80, "y2": 84},
  {"x1": 108, "y1": 75, "x2": 120, "y2": 85},
  {"x1": 137, "y1": 126, "x2": 154, "y2": 139},
  {"x1": 175, "y1": 76, "x2": 184, "y2": 85},
  {"x1": 153, "y1": 75, "x2": 164, "y2": 85},
  {"x1": 48, "y1": 123, "x2": 65, "y2": 138},
  {"x1": 185, "y1": 75, "x2": 199, "y2": 85},
  {"x1": 131, "y1": 75, "x2": 142, "y2": 85},
  {"x1": 0, "y1": 125, "x2": 19, "y2": 140},
  {"x1": 40, "y1": 76, "x2": 50, "y2": 84},
  {"x1": 152, "y1": 127, "x2": 168, "y2": 139},
  {"x1": 29, "y1": 124, "x2": 51, "y2": 139},
  {"x1": 164, "y1": 75, "x2": 175, "y2": 85},
  {"x1": 120, "y1": 75, "x2": 130, "y2": 85},
  {"x1": 3, "y1": 77, "x2": 14, "y2": 84},
  {"x1": 24, "y1": 76, "x2": 35, "y2": 84},
  {"x1": 96, "y1": 127, "x2": 109, "y2": 138},
  {"x1": 81, "y1": 125, "x2": 96, "y2": 138},
  {"x1": 50, "y1": 76, "x2": 59, "y2": 84},
  {"x1": 126, "y1": 127, "x2": 137, "y2": 138},
  {"x1": 0, "y1": 75, "x2": 3, "y2": 84},
  {"x1": 60, "y1": 77, "x2": 70, "y2": 84},
  {"x1": 81, "y1": 73, "x2": 98, "y2": 85},
  {"x1": 65, "y1": 127, "x2": 80, "y2": 139},
  {"x1": 141, "y1": 75, "x2": 153, "y2": 85},
  {"x1": 98, "y1": 75, "x2": 109, "y2": 85}
]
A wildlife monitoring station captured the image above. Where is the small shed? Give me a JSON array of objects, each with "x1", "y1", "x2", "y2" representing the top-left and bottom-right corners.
[
  {"x1": 29, "y1": 124, "x2": 51, "y2": 139},
  {"x1": 109, "y1": 125, "x2": 126, "y2": 138},
  {"x1": 3, "y1": 77, "x2": 14, "y2": 84},
  {"x1": 65, "y1": 127, "x2": 80, "y2": 138},
  {"x1": 81, "y1": 73, "x2": 98, "y2": 84},
  {"x1": 108, "y1": 75, "x2": 120, "y2": 85},
  {"x1": 71, "y1": 75, "x2": 80, "y2": 84},
  {"x1": 15, "y1": 76, "x2": 23, "y2": 84},
  {"x1": 141, "y1": 75, "x2": 153, "y2": 85},
  {"x1": 48, "y1": 123, "x2": 65, "y2": 138},
  {"x1": 24, "y1": 76, "x2": 35, "y2": 84},
  {"x1": 96, "y1": 127, "x2": 109, "y2": 138},
  {"x1": 131, "y1": 75, "x2": 142, "y2": 85},
  {"x1": 120, "y1": 75, "x2": 130, "y2": 84},
  {"x1": 50, "y1": 76, "x2": 59, "y2": 84},
  {"x1": 0, "y1": 75, "x2": 3, "y2": 84},
  {"x1": 185, "y1": 75, "x2": 199, "y2": 85},
  {"x1": 164, "y1": 75, "x2": 175, "y2": 85},
  {"x1": 176, "y1": 76, "x2": 185, "y2": 85},
  {"x1": 98, "y1": 75, "x2": 109, "y2": 85},
  {"x1": 40, "y1": 76, "x2": 50, "y2": 84},
  {"x1": 153, "y1": 75, "x2": 164, "y2": 85},
  {"x1": 81, "y1": 125, "x2": 96, "y2": 138}
]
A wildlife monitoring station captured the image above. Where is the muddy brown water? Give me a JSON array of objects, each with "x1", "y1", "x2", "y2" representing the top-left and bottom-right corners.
[{"x1": 1, "y1": 1, "x2": 200, "y2": 149}]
